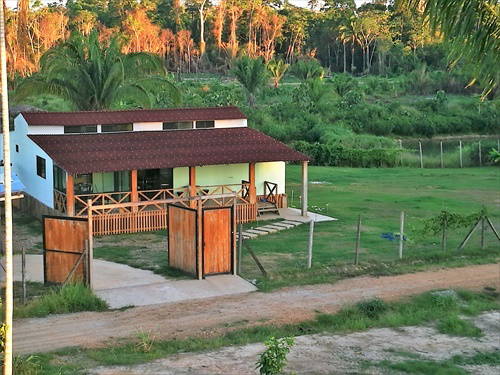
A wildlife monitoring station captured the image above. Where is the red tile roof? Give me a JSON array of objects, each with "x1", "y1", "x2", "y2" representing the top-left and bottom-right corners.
[
  {"x1": 21, "y1": 106, "x2": 246, "y2": 126},
  {"x1": 29, "y1": 128, "x2": 308, "y2": 174}
]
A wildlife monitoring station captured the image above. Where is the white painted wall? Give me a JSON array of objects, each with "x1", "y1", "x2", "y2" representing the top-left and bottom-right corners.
[
  {"x1": 133, "y1": 122, "x2": 163, "y2": 131},
  {"x1": 27, "y1": 125, "x2": 64, "y2": 135},
  {"x1": 256, "y1": 162, "x2": 285, "y2": 195},
  {"x1": 12, "y1": 115, "x2": 54, "y2": 208},
  {"x1": 214, "y1": 119, "x2": 247, "y2": 128}
]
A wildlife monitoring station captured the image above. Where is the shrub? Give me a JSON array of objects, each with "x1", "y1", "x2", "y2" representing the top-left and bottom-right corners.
[
  {"x1": 437, "y1": 315, "x2": 483, "y2": 337},
  {"x1": 256, "y1": 336, "x2": 295, "y2": 375}
]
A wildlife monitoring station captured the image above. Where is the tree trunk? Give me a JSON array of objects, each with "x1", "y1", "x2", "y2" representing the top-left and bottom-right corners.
[
  {"x1": 343, "y1": 41, "x2": 347, "y2": 73},
  {"x1": 199, "y1": 0, "x2": 206, "y2": 56}
]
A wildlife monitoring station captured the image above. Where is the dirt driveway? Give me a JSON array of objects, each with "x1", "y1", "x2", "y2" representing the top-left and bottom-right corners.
[{"x1": 14, "y1": 263, "x2": 500, "y2": 355}]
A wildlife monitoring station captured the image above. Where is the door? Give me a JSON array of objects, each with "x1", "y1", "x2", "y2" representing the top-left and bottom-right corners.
[
  {"x1": 203, "y1": 207, "x2": 233, "y2": 275},
  {"x1": 43, "y1": 215, "x2": 90, "y2": 285}
]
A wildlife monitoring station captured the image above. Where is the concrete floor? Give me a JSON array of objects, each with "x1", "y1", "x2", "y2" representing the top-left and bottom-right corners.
[
  {"x1": 1, "y1": 254, "x2": 256, "y2": 309},
  {"x1": 258, "y1": 207, "x2": 337, "y2": 223}
]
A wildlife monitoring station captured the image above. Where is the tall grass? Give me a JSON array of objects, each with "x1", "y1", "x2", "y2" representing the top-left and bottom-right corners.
[{"x1": 14, "y1": 283, "x2": 107, "y2": 319}]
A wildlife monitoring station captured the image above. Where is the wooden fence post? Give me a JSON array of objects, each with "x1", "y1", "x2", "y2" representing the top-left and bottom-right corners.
[
  {"x1": 21, "y1": 247, "x2": 26, "y2": 304},
  {"x1": 442, "y1": 215, "x2": 447, "y2": 252},
  {"x1": 480, "y1": 216, "x2": 485, "y2": 249},
  {"x1": 354, "y1": 215, "x2": 361, "y2": 265},
  {"x1": 478, "y1": 141, "x2": 482, "y2": 167},
  {"x1": 419, "y1": 141, "x2": 423, "y2": 169},
  {"x1": 459, "y1": 141, "x2": 463, "y2": 168},
  {"x1": 307, "y1": 219, "x2": 314, "y2": 269},
  {"x1": 399, "y1": 139, "x2": 403, "y2": 166},
  {"x1": 399, "y1": 211, "x2": 405, "y2": 259},
  {"x1": 440, "y1": 141, "x2": 443, "y2": 168}
]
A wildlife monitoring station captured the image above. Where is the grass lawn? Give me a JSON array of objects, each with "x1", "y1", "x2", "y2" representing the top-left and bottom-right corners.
[{"x1": 239, "y1": 166, "x2": 500, "y2": 289}]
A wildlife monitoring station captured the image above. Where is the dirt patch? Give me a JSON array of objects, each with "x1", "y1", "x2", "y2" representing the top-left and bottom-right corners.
[
  {"x1": 89, "y1": 311, "x2": 500, "y2": 374},
  {"x1": 13, "y1": 263, "x2": 500, "y2": 355}
]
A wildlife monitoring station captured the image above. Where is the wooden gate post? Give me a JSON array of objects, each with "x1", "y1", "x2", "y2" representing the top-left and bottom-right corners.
[
  {"x1": 197, "y1": 199, "x2": 203, "y2": 280},
  {"x1": 87, "y1": 199, "x2": 94, "y2": 289}
]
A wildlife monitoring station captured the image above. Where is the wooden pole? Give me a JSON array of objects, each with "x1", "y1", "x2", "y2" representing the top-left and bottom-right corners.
[
  {"x1": 131, "y1": 170, "x2": 138, "y2": 212},
  {"x1": 457, "y1": 218, "x2": 481, "y2": 251},
  {"x1": 480, "y1": 216, "x2": 485, "y2": 249},
  {"x1": 237, "y1": 223, "x2": 243, "y2": 274},
  {"x1": 419, "y1": 141, "x2": 423, "y2": 169},
  {"x1": 459, "y1": 141, "x2": 463, "y2": 168},
  {"x1": 1, "y1": 0, "x2": 14, "y2": 370},
  {"x1": 87, "y1": 199, "x2": 94, "y2": 289},
  {"x1": 399, "y1": 139, "x2": 403, "y2": 167},
  {"x1": 307, "y1": 219, "x2": 314, "y2": 269},
  {"x1": 399, "y1": 211, "x2": 404, "y2": 259},
  {"x1": 354, "y1": 215, "x2": 361, "y2": 265},
  {"x1": 441, "y1": 215, "x2": 447, "y2": 252},
  {"x1": 301, "y1": 161, "x2": 308, "y2": 217},
  {"x1": 485, "y1": 216, "x2": 500, "y2": 241},
  {"x1": 478, "y1": 141, "x2": 482, "y2": 167},
  {"x1": 248, "y1": 163, "x2": 256, "y2": 204},
  {"x1": 22, "y1": 247, "x2": 26, "y2": 305},
  {"x1": 189, "y1": 166, "x2": 197, "y2": 208},
  {"x1": 440, "y1": 141, "x2": 443, "y2": 168},
  {"x1": 66, "y1": 174, "x2": 75, "y2": 216}
]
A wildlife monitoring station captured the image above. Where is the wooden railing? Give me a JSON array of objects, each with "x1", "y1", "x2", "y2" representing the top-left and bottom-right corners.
[
  {"x1": 53, "y1": 190, "x2": 67, "y2": 213},
  {"x1": 264, "y1": 181, "x2": 279, "y2": 205},
  {"x1": 93, "y1": 209, "x2": 167, "y2": 236},
  {"x1": 196, "y1": 183, "x2": 251, "y2": 206}
]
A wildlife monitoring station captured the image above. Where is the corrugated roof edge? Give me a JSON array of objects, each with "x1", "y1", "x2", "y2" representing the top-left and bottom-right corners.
[{"x1": 20, "y1": 106, "x2": 247, "y2": 126}]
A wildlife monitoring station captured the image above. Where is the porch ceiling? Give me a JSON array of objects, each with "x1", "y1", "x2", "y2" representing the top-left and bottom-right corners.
[{"x1": 29, "y1": 127, "x2": 309, "y2": 174}]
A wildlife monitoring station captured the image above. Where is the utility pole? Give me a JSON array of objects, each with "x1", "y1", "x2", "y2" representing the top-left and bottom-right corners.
[{"x1": 0, "y1": 1, "x2": 14, "y2": 373}]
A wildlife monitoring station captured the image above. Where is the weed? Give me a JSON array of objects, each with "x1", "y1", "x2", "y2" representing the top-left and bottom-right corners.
[
  {"x1": 377, "y1": 359, "x2": 467, "y2": 374},
  {"x1": 356, "y1": 298, "x2": 388, "y2": 319},
  {"x1": 135, "y1": 330, "x2": 156, "y2": 353},
  {"x1": 256, "y1": 336, "x2": 295, "y2": 375},
  {"x1": 14, "y1": 283, "x2": 108, "y2": 319}
]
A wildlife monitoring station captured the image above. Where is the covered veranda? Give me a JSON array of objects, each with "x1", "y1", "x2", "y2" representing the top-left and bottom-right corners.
[{"x1": 30, "y1": 127, "x2": 310, "y2": 235}]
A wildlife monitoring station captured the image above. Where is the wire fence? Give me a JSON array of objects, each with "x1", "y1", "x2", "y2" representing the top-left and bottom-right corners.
[{"x1": 399, "y1": 137, "x2": 499, "y2": 168}]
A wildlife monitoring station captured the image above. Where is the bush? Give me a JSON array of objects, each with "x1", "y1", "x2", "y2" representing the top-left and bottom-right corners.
[{"x1": 356, "y1": 299, "x2": 388, "y2": 319}]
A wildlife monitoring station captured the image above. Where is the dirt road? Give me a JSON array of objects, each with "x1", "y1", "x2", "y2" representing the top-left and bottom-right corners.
[{"x1": 14, "y1": 263, "x2": 500, "y2": 355}]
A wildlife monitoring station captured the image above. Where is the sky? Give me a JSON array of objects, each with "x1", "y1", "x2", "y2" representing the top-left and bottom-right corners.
[{"x1": 5, "y1": 0, "x2": 369, "y2": 9}]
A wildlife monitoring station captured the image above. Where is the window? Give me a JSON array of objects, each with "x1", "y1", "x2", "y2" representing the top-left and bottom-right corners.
[
  {"x1": 64, "y1": 125, "x2": 97, "y2": 134},
  {"x1": 195, "y1": 120, "x2": 215, "y2": 129},
  {"x1": 101, "y1": 123, "x2": 133, "y2": 132},
  {"x1": 163, "y1": 121, "x2": 193, "y2": 130},
  {"x1": 36, "y1": 156, "x2": 46, "y2": 179},
  {"x1": 15, "y1": 144, "x2": 19, "y2": 153},
  {"x1": 53, "y1": 165, "x2": 66, "y2": 192}
]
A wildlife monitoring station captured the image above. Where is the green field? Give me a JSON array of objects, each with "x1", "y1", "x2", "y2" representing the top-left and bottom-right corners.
[{"x1": 240, "y1": 166, "x2": 500, "y2": 289}]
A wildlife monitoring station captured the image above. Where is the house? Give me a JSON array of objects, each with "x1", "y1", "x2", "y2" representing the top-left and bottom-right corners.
[{"x1": 10, "y1": 106, "x2": 309, "y2": 235}]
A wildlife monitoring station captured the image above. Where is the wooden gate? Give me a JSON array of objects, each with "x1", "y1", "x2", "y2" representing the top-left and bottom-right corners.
[
  {"x1": 167, "y1": 204, "x2": 235, "y2": 278},
  {"x1": 168, "y1": 205, "x2": 198, "y2": 277},
  {"x1": 43, "y1": 215, "x2": 91, "y2": 285},
  {"x1": 203, "y1": 207, "x2": 234, "y2": 276}
]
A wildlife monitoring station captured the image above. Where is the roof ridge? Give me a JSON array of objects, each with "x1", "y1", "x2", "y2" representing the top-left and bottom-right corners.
[{"x1": 20, "y1": 105, "x2": 241, "y2": 115}]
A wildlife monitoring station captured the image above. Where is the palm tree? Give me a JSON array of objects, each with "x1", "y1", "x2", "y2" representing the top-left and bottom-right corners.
[
  {"x1": 290, "y1": 58, "x2": 324, "y2": 82},
  {"x1": 401, "y1": 0, "x2": 499, "y2": 96},
  {"x1": 14, "y1": 31, "x2": 181, "y2": 110},
  {"x1": 231, "y1": 56, "x2": 268, "y2": 106},
  {"x1": 267, "y1": 59, "x2": 289, "y2": 88}
]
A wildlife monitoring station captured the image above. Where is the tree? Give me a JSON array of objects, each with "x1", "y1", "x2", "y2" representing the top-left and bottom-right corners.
[
  {"x1": 232, "y1": 56, "x2": 268, "y2": 106},
  {"x1": 267, "y1": 59, "x2": 289, "y2": 88},
  {"x1": 14, "y1": 31, "x2": 181, "y2": 110},
  {"x1": 401, "y1": 0, "x2": 500, "y2": 96}
]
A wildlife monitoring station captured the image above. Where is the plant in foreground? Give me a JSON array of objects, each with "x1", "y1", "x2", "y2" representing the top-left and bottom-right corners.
[{"x1": 256, "y1": 336, "x2": 295, "y2": 375}]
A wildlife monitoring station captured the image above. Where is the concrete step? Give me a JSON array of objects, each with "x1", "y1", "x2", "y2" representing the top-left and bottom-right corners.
[
  {"x1": 270, "y1": 222, "x2": 295, "y2": 229},
  {"x1": 281, "y1": 220, "x2": 303, "y2": 226},
  {"x1": 241, "y1": 231, "x2": 259, "y2": 238},
  {"x1": 254, "y1": 226, "x2": 279, "y2": 233},
  {"x1": 245, "y1": 229, "x2": 269, "y2": 236}
]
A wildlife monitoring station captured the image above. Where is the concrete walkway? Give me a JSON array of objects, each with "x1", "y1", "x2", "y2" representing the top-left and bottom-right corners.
[
  {"x1": 1, "y1": 254, "x2": 256, "y2": 309},
  {"x1": 239, "y1": 208, "x2": 337, "y2": 239}
]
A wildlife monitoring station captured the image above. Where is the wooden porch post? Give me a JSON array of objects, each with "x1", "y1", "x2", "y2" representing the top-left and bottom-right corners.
[
  {"x1": 131, "y1": 170, "x2": 138, "y2": 212},
  {"x1": 66, "y1": 174, "x2": 75, "y2": 216},
  {"x1": 189, "y1": 166, "x2": 196, "y2": 208},
  {"x1": 301, "y1": 161, "x2": 308, "y2": 217},
  {"x1": 248, "y1": 163, "x2": 256, "y2": 204}
]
